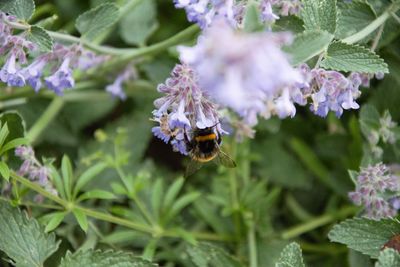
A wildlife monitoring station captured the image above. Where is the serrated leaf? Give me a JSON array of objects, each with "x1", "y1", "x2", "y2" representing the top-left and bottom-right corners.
[
  {"x1": 73, "y1": 209, "x2": 88, "y2": 232},
  {"x1": 119, "y1": 0, "x2": 158, "y2": 46},
  {"x1": 275, "y1": 242, "x2": 305, "y2": 267},
  {"x1": 76, "y1": 3, "x2": 119, "y2": 41},
  {"x1": 301, "y1": 0, "x2": 337, "y2": 34},
  {"x1": 59, "y1": 249, "x2": 157, "y2": 267},
  {"x1": 0, "y1": 122, "x2": 9, "y2": 149},
  {"x1": 284, "y1": 30, "x2": 333, "y2": 65},
  {"x1": 186, "y1": 242, "x2": 243, "y2": 267},
  {"x1": 0, "y1": 161, "x2": 10, "y2": 182},
  {"x1": 320, "y1": 42, "x2": 389, "y2": 73},
  {"x1": 0, "y1": 0, "x2": 35, "y2": 20},
  {"x1": 26, "y1": 26, "x2": 53, "y2": 52},
  {"x1": 328, "y1": 218, "x2": 400, "y2": 258},
  {"x1": 45, "y1": 212, "x2": 66, "y2": 233},
  {"x1": 0, "y1": 202, "x2": 59, "y2": 267},
  {"x1": 336, "y1": 1, "x2": 376, "y2": 40},
  {"x1": 376, "y1": 248, "x2": 400, "y2": 267}
]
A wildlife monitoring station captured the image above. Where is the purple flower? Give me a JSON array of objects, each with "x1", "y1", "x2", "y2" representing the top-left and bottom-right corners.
[
  {"x1": 45, "y1": 57, "x2": 74, "y2": 95},
  {"x1": 105, "y1": 66, "x2": 136, "y2": 100},
  {"x1": 260, "y1": 1, "x2": 279, "y2": 23},
  {"x1": 15, "y1": 146, "x2": 56, "y2": 196},
  {"x1": 179, "y1": 19, "x2": 302, "y2": 126},
  {"x1": 0, "y1": 52, "x2": 25, "y2": 87},
  {"x1": 174, "y1": 0, "x2": 238, "y2": 28},
  {"x1": 151, "y1": 64, "x2": 222, "y2": 155},
  {"x1": 21, "y1": 58, "x2": 47, "y2": 92},
  {"x1": 348, "y1": 163, "x2": 400, "y2": 220}
]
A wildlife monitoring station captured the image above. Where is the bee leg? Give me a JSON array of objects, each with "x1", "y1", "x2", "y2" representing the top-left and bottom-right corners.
[{"x1": 183, "y1": 127, "x2": 193, "y2": 150}]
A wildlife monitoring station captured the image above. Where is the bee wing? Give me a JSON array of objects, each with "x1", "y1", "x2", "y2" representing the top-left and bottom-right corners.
[
  {"x1": 185, "y1": 160, "x2": 203, "y2": 178},
  {"x1": 215, "y1": 150, "x2": 236, "y2": 168}
]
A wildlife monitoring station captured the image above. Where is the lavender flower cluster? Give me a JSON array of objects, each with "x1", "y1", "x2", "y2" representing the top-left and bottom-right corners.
[
  {"x1": 152, "y1": 13, "x2": 382, "y2": 145},
  {"x1": 349, "y1": 163, "x2": 400, "y2": 220},
  {"x1": 173, "y1": 0, "x2": 302, "y2": 28},
  {"x1": 15, "y1": 145, "x2": 56, "y2": 195},
  {"x1": 0, "y1": 12, "x2": 131, "y2": 99},
  {"x1": 151, "y1": 64, "x2": 223, "y2": 155}
]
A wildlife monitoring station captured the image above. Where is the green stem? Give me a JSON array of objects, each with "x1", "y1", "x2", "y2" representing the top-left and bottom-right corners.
[
  {"x1": 247, "y1": 217, "x2": 258, "y2": 267},
  {"x1": 281, "y1": 206, "x2": 359, "y2": 240},
  {"x1": 343, "y1": 4, "x2": 399, "y2": 44},
  {"x1": 26, "y1": 97, "x2": 64, "y2": 144},
  {"x1": 5, "y1": 19, "x2": 199, "y2": 56}
]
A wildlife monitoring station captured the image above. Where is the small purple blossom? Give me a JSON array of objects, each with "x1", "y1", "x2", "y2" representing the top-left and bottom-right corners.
[
  {"x1": 0, "y1": 52, "x2": 25, "y2": 87},
  {"x1": 174, "y1": 0, "x2": 238, "y2": 28},
  {"x1": 44, "y1": 57, "x2": 75, "y2": 95},
  {"x1": 348, "y1": 163, "x2": 400, "y2": 220},
  {"x1": 105, "y1": 66, "x2": 137, "y2": 100},
  {"x1": 179, "y1": 19, "x2": 302, "y2": 126},
  {"x1": 151, "y1": 64, "x2": 222, "y2": 155},
  {"x1": 15, "y1": 145, "x2": 56, "y2": 197}
]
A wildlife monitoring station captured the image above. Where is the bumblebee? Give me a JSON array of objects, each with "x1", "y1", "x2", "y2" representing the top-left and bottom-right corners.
[{"x1": 184, "y1": 126, "x2": 236, "y2": 177}]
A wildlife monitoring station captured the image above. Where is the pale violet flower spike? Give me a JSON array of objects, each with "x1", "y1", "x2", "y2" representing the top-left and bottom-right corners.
[
  {"x1": 106, "y1": 66, "x2": 137, "y2": 100},
  {"x1": 152, "y1": 64, "x2": 222, "y2": 155},
  {"x1": 179, "y1": 19, "x2": 303, "y2": 126},
  {"x1": 348, "y1": 163, "x2": 400, "y2": 220},
  {"x1": 173, "y1": 0, "x2": 238, "y2": 28},
  {"x1": 260, "y1": 0, "x2": 302, "y2": 23},
  {"x1": 15, "y1": 146, "x2": 57, "y2": 197}
]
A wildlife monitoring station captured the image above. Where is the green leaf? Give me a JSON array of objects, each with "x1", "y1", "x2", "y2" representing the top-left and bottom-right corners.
[
  {"x1": 336, "y1": 1, "x2": 376, "y2": 40},
  {"x1": 348, "y1": 249, "x2": 373, "y2": 267},
  {"x1": 150, "y1": 179, "x2": 163, "y2": 221},
  {"x1": 59, "y1": 249, "x2": 157, "y2": 267},
  {"x1": 301, "y1": 0, "x2": 337, "y2": 34},
  {"x1": 284, "y1": 30, "x2": 333, "y2": 65},
  {"x1": 359, "y1": 104, "x2": 381, "y2": 138},
  {"x1": 76, "y1": 3, "x2": 120, "y2": 41},
  {"x1": 164, "y1": 192, "x2": 201, "y2": 223},
  {"x1": 320, "y1": 42, "x2": 389, "y2": 73},
  {"x1": 275, "y1": 242, "x2": 305, "y2": 267},
  {"x1": 243, "y1": 2, "x2": 263, "y2": 32},
  {"x1": 77, "y1": 189, "x2": 116, "y2": 202},
  {"x1": 0, "y1": 111, "x2": 26, "y2": 144},
  {"x1": 0, "y1": 161, "x2": 10, "y2": 182},
  {"x1": 163, "y1": 177, "x2": 184, "y2": 210},
  {"x1": 328, "y1": 218, "x2": 400, "y2": 258},
  {"x1": 26, "y1": 25, "x2": 53, "y2": 52},
  {"x1": 0, "y1": 137, "x2": 29, "y2": 155},
  {"x1": 186, "y1": 242, "x2": 243, "y2": 267},
  {"x1": 49, "y1": 166, "x2": 66, "y2": 200},
  {"x1": 61, "y1": 155, "x2": 74, "y2": 200},
  {"x1": 0, "y1": 0, "x2": 35, "y2": 20},
  {"x1": 45, "y1": 212, "x2": 66, "y2": 233},
  {"x1": 74, "y1": 162, "x2": 108, "y2": 198},
  {"x1": 376, "y1": 248, "x2": 400, "y2": 267},
  {"x1": 119, "y1": 0, "x2": 158, "y2": 46},
  {"x1": 0, "y1": 202, "x2": 59, "y2": 267},
  {"x1": 0, "y1": 122, "x2": 10, "y2": 149},
  {"x1": 73, "y1": 209, "x2": 88, "y2": 233}
]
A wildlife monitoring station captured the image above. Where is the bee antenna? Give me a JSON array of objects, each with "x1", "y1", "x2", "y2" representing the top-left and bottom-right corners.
[{"x1": 211, "y1": 121, "x2": 220, "y2": 128}]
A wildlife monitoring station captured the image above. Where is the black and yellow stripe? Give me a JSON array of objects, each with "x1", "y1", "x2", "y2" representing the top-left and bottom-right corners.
[{"x1": 194, "y1": 133, "x2": 216, "y2": 142}]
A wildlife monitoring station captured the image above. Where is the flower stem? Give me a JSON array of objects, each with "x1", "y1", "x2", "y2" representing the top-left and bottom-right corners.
[
  {"x1": 26, "y1": 97, "x2": 64, "y2": 144},
  {"x1": 343, "y1": 4, "x2": 399, "y2": 44},
  {"x1": 247, "y1": 217, "x2": 258, "y2": 267},
  {"x1": 281, "y1": 206, "x2": 359, "y2": 240}
]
